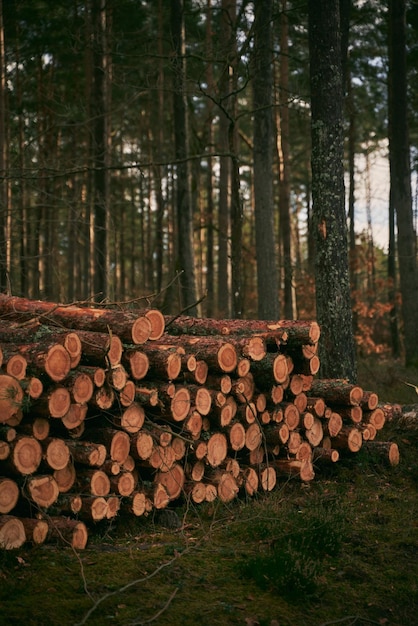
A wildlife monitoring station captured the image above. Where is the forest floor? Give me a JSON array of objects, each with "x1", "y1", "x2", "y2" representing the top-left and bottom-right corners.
[{"x1": 1, "y1": 356, "x2": 418, "y2": 626}]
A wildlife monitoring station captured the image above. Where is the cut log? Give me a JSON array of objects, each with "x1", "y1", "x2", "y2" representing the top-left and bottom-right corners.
[
  {"x1": 18, "y1": 517, "x2": 48, "y2": 545},
  {"x1": 0, "y1": 441, "x2": 9, "y2": 460},
  {"x1": 206, "y1": 374, "x2": 232, "y2": 396},
  {"x1": 75, "y1": 328, "x2": 123, "y2": 366},
  {"x1": 336, "y1": 405, "x2": 363, "y2": 424},
  {"x1": 0, "y1": 478, "x2": 19, "y2": 514},
  {"x1": 76, "y1": 469, "x2": 111, "y2": 496},
  {"x1": 296, "y1": 441, "x2": 313, "y2": 462},
  {"x1": 4, "y1": 352, "x2": 27, "y2": 380},
  {"x1": 245, "y1": 422, "x2": 262, "y2": 451},
  {"x1": 232, "y1": 374, "x2": 255, "y2": 404},
  {"x1": 365, "y1": 407, "x2": 386, "y2": 431},
  {"x1": 206, "y1": 432, "x2": 228, "y2": 467},
  {"x1": 186, "y1": 460, "x2": 205, "y2": 482},
  {"x1": 362, "y1": 441, "x2": 400, "y2": 466},
  {"x1": 61, "y1": 403, "x2": 88, "y2": 431},
  {"x1": 22, "y1": 376, "x2": 44, "y2": 399},
  {"x1": 258, "y1": 465, "x2": 277, "y2": 491},
  {"x1": 7, "y1": 436, "x2": 42, "y2": 475},
  {"x1": 188, "y1": 386, "x2": 212, "y2": 416},
  {"x1": 155, "y1": 463, "x2": 185, "y2": 500},
  {"x1": 172, "y1": 436, "x2": 187, "y2": 461},
  {"x1": 153, "y1": 335, "x2": 238, "y2": 374},
  {"x1": 78, "y1": 496, "x2": 108, "y2": 521},
  {"x1": 123, "y1": 490, "x2": 151, "y2": 516},
  {"x1": 310, "y1": 379, "x2": 364, "y2": 406},
  {"x1": 228, "y1": 421, "x2": 246, "y2": 451},
  {"x1": 109, "y1": 364, "x2": 129, "y2": 391},
  {"x1": 53, "y1": 462, "x2": 77, "y2": 493},
  {"x1": 134, "y1": 385, "x2": 159, "y2": 407},
  {"x1": 379, "y1": 402, "x2": 404, "y2": 422},
  {"x1": 0, "y1": 425, "x2": 17, "y2": 442},
  {"x1": 88, "y1": 428, "x2": 130, "y2": 464},
  {"x1": 149, "y1": 445, "x2": 176, "y2": 472},
  {"x1": 169, "y1": 386, "x2": 191, "y2": 421},
  {"x1": 47, "y1": 517, "x2": 88, "y2": 550},
  {"x1": 109, "y1": 471, "x2": 136, "y2": 497},
  {"x1": 240, "y1": 467, "x2": 259, "y2": 496},
  {"x1": 274, "y1": 458, "x2": 315, "y2": 481},
  {"x1": 184, "y1": 409, "x2": 203, "y2": 439},
  {"x1": 332, "y1": 426, "x2": 363, "y2": 452},
  {"x1": 0, "y1": 294, "x2": 154, "y2": 344},
  {"x1": 312, "y1": 447, "x2": 340, "y2": 464},
  {"x1": 131, "y1": 431, "x2": 154, "y2": 461},
  {"x1": 186, "y1": 481, "x2": 206, "y2": 504},
  {"x1": 206, "y1": 470, "x2": 239, "y2": 503},
  {"x1": 123, "y1": 348, "x2": 150, "y2": 381},
  {"x1": 325, "y1": 412, "x2": 343, "y2": 438},
  {"x1": 226, "y1": 336, "x2": 267, "y2": 361},
  {"x1": 106, "y1": 496, "x2": 121, "y2": 519},
  {"x1": 119, "y1": 380, "x2": 136, "y2": 407},
  {"x1": 34, "y1": 386, "x2": 72, "y2": 419},
  {"x1": 0, "y1": 515, "x2": 26, "y2": 549},
  {"x1": 282, "y1": 402, "x2": 300, "y2": 430},
  {"x1": 271, "y1": 384, "x2": 284, "y2": 404},
  {"x1": 65, "y1": 440, "x2": 107, "y2": 467},
  {"x1": 26, "y1": 475, "x2": 60, "y2": 508},
  {"x1": 143, "y1": 308, "x2": 165, "y2": 341},
  {"x1": 20, "y1": 416, "x2": 50, "y2": 441},
  {"x1": 251, "y1": 353, "x2": 288, "y2": 388},
  {"x1": 118, "y1": 403, "x2": 145, "y2": 434},
  {"x1": 42, "y1": 437, "x2": 71, "y2": 470},
  {"x1": 360, "y1": 390, "x2": 379, "y2": 411},
  {"x1": 0, "y1": 374, "x2": 24, "y2": 424},
  {"x1": 305, "y1": 396, "x2": 326, "y2": 417},
  {"x1": 77, "y1": 365, "x2": 106, "y2": 388},
  {"x1": 190, "y1": 360, "x2": 208, "y2": 384},
  {"x1": 49, "y1": 495, "x2": 83, "y2": 517},
  {"x1": 287, "y1": 431, "x2": 302, "y2": 454},
  {"x1": 293, "y1": 392, "x2": 308, "y2": 414},
  {"x1": 141, "y1": 345, "x2": 182, "y2": 380},
  {"x1": 305, "y1": 417, "x2": 324, "y2": 447},
  {"x1": 164, "y1": 315, "x2": 320, "y2": 346},
  {"x1": 153, "y1": 483, "x2": 170, "y2": 509}
]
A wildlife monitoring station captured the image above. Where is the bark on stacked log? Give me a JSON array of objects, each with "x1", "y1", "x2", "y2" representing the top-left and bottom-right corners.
[{"x1": 0, "y1": 295, "x2": 399, "y2": 550}]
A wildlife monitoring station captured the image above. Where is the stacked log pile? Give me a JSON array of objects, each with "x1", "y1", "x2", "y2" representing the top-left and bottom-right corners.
[{"x1": 0, "y1": 294, "x2": 399, "y2": 550}]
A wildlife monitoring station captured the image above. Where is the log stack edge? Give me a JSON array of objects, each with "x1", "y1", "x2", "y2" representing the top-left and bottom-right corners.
[{"x1": 0, "y1": 295, "x2": 400, "y2": 550}]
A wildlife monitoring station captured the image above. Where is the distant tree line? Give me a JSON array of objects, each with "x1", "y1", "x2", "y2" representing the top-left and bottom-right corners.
[{"x1": 0, "y1": 0, "x2": 417, "y2": 367}]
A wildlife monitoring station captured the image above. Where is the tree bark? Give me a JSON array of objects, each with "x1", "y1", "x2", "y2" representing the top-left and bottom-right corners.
[
  {"x1": 388, "y1": 0, "x2": 418, "y2": 366},
  {"x1": 253, "y1": 0, "x2": 279, "y2": 320},
  {"x1": 308, "y1": 0, "x2": 357, "y2": 382}
]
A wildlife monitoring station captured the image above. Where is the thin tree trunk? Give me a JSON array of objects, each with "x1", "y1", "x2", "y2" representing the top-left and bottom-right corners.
[
  {"x1": 253, "y1": 0, "x2": 279, "y2": 321},
  {"x1": 388, "y1": 0, "x2": 418, "y2": 366},
  {"x1": 170, "y1": 0, "x2": 197, "y2": 315},
  {"x1": 278, "y1": 0, "x2": 293, "y2": 319},
  {"x1": 91, "y1": 0, "x2": 111, "y2": 301},
  {"x1": 0, "y1": 0, "x2": 7, "y2": 291}
]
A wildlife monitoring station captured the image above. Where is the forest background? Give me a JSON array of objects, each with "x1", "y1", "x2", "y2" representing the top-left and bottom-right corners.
[{"x1": 0, "y1": 0, "x2": 418, "y2": 368}]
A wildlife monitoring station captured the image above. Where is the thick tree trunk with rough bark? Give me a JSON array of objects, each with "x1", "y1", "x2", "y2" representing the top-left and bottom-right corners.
[{"x1": 308, "y1": 0, "x2": 357, "y2": 382}]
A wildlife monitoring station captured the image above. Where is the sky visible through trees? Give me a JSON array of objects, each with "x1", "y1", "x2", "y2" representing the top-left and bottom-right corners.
[{"x1": 0, "y1": 0, "x2": 418, "y2": 365}]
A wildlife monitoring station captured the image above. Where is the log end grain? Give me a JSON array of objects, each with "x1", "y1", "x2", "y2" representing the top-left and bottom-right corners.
[
  {"x1": 131, "y1": 316, "x2": 152, "y2": 345},
  {"x1": 0, "y1": 515, "x2": 26, "y2": 549}
]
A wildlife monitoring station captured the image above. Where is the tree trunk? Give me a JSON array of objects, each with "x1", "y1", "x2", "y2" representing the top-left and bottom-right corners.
[
  {"x1": 308, "y1": 0, "x2": 357, "y2": 382},
  {"x1": 388, "y1": 0, "x2": 418, "y2": 366},
  {"x1": 253, "y1": 0, "x2": 279, "y2": 320},
  {"x1": 278, "y1": 0, "x2": 293, "y2": 319},
  {"x1": 170, "y1": 0, "x2": 197, "y2": 315}
]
